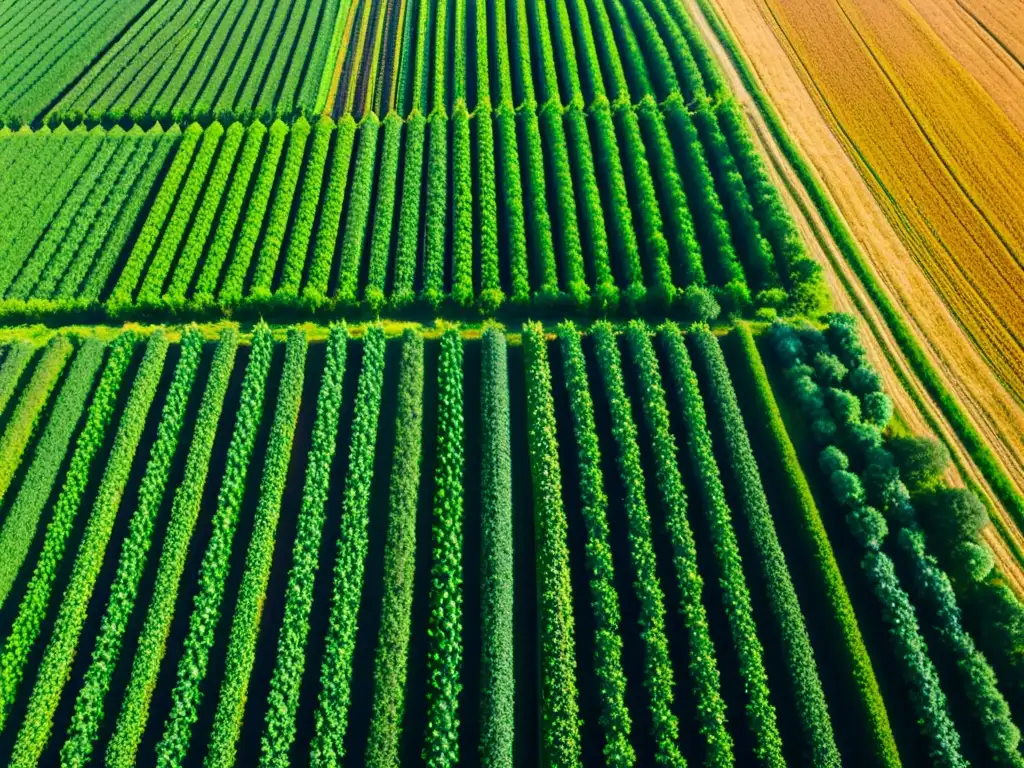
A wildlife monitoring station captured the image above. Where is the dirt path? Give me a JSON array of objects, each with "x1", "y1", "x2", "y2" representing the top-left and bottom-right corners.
[{"x1": 682, "y1": 0, "x2": 1024, "y2": 595}]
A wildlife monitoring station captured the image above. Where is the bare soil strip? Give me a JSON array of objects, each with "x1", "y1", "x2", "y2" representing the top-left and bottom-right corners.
[{"x1": 684, "y1": 0, "x2": 1024, "y2": 593}]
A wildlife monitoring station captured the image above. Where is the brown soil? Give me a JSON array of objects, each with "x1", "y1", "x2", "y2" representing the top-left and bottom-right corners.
[{"x1": 682, "y1": 0, "x2": 1024, "y2": 594}]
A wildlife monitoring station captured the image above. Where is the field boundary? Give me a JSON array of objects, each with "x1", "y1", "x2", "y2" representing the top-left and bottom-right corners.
[{"x1": 690, "y1": 0, "x2": 1024, "y2": 542}]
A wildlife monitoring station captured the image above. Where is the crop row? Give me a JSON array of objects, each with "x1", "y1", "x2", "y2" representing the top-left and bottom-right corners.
[
  {"x1": 44, "y1": 0, "x2": 346, "y2": 125},
  {"x1": 0, "y1": 323, "x2": 979, "y2": 766},
  {"x1": 0, "y1": 104, "x2": 819, "y2": 322}
]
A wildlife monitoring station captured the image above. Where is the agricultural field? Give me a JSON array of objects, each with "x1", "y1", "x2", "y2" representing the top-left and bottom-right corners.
[
  {"x1": 2, "y1": 0, "x2": 1024, "y2": 764},
  {"x1": 0, "y1": 0, "x2": 829, "y2": 320},
  {"x1": 692, "y1": 0, "x2": 1024, "y2": 570},
  {"x1": 0, "y1": 320, "x2": 1018, "y2": 768}
]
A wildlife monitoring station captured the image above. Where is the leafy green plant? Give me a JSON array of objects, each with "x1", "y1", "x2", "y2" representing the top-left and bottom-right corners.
[
  {"x1": 365, "y1": 331, "x2": 424, "y2": 768},
  {"x1": 311, "y1": 327, "x2": 387, "y2": 766}
]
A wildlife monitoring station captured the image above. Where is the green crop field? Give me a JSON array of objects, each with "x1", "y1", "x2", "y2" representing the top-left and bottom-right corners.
[{"x1": 0, "y1": 0, "x2": 1021, "y2": 765}]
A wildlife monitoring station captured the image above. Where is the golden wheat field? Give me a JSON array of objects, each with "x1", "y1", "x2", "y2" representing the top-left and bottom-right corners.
[{"x1": 699, "y1": 0, "x2": 1024, "y2": 509}]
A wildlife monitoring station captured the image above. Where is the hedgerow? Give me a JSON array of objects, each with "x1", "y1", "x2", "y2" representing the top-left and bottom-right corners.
[
  {"x1": 478, "y1": 328, "x2": 515, "y2": 767},
  {"x1": 591, "y1": 322, "x2": 683, "y2": 766},
  {"x1": 259, "y1": 325, "x2": 348, "y2": 768},
  {"x1": 768, "y1": 321, "x2": 966, "y2": 766},
  {"x1": 365, "y1": 331, "x2": 424, "y2": 767},
  {"x1": 154, "y1": 325, "x2": 275, "y2": 767},
  {"x1": 337, "y1": 115, "x2": 381, "y2": 306},
  {"x1": 422, "y1": 110, "x2": 449, "y2": 308},
  {"x1": 660, "y1": 95, "x2": 743, "y2": 294},
  {"x1": 522, "y1": 323, "x2": 581, "y2": 767},
  {"x1": 205, "y1": 329, "x2": 307, "y2": 768},
  {"x1": 422, "y1": 329, "x2": 465, "y2": 767},
  {"x1": 0, "y1": 331, "x2": 168, "y2": 746},
  {"x1": 452, "y1": 103, "x2": 474, "y2": 307},
  {"x1": 218, "y1": 120, "x2": 288, "y2": 306},
  {"x1": 365, "y1": 114, "x2": 403, "y2": 311},
  {"x1": 249, "y1": 117, "x2": 311, "y2": 300},
  {"x1": 183, "y1": 121, "x2": 264, "y2": 304},
  {"x1": 670, "y1": 325, "x2": 783, "y2": 764},
  {"x1": 311, "y1": 327, "x2": 387, "y2": 766},
  {"x1": 109, "y1": 125, "x2": 202, "y2": 308},
  {"x1": 41, "y1": 327, "x2": 204, "y2": 768},
  {"x1": 0, "y1": 334, "x2": 72, "y2": 505},
  {"x1": 136, "y1": 122, "x2": 224, "y2": 307},
  {"x1": 277, "y1": 116, "x2": 334, "y2": 299},
  {"x1": 815, "y1": 316, "x2": 1022, "y2": 765},
  {"x1": 98, "y1": 330, "x2": 236, "y2": 768},
  {"x1": 304, "y1": 116, "x2": 356, "y2": 304},
  {"x1": 540, "y1": 102, "x2": 589, "y2": 307},
  {"x1": 0, "y1": 339, "x2": 103, "y2": 603},
  {"x1": 622, "y1": 325, "x2": 732, "y2": 765},
  {"x1": 390, "y1": 112, "x2": 426, "y2": 307},
  {"x1": 165, "y1": 122, "x2": 245, "y2": 305},
  {"x1": 555, "y1": 323, "x2": 634, "y2": 766},
  {"x1": 691, "y1": 325, "x2": 838, "y2": 765},
  {"x1": 729, "y1": 324, "x2": 900, "y2": 767}
]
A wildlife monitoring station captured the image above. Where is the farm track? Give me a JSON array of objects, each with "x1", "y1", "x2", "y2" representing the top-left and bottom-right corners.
[{"x1": 684, "y1": 0, "x2": 1024, "y2": 593}]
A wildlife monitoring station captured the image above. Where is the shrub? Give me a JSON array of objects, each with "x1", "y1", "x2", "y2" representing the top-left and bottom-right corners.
[
  {"x1": 950, "y1": 542, "x2": 994, "y2": 583},
  {"x1": 681, "y1": 284, "x2": 720, "y2": 323},
  {"x1": 336, "y1": 116, "x2": 381, "y2": 306},
  {"x1": 592, "y1": 323, "x2": 684, "y2": 766},
  {"x1": 818, "y1": 446, "x2": 849, "y2": 475},
  {"x1": 889, "y1": 436, "x2": 951, "y2": 492},
  {"x1": 862, "y1": 392, "x2": 893, "y2": 428},
  {"x1": 304, "y1": 117, "x2": 356, "y2": 303},
  {"x1": 365, "y1": 114, "x2": 403, "y2": 312},
  {"x1": 52, "y1": 328, "x2": 205, "y2": 768},
  {"x1": 390, "y1": 112, "x2": 426, "y2": 307},
  {"x1": 0, "y1": 340, "x2": 104, "y2": 603},
  {"x1": 848, "y1": 506, "x2": 887, "y2": 551},
  {"x1": 421, "y1": 110, "x2": 449, "y2": 308},
  {"x1": 0, "y1": 332, "x2": 134, "y2": 726}
]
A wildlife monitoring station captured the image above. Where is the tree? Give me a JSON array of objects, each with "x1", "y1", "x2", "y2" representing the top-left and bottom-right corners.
[
  {"x1": 889, "y1": 436, "x2": 950, "y2": 492},
  {"x1": 950, "y1": 542, "x2": 994, "y2": 583},
  {"x1": 920, "y1": 488, "x2": 988, "y2": 551}
]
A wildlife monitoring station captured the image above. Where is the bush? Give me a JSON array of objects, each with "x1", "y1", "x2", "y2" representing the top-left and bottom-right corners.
[
  {"x1": 921, "y1": 488, "x2": 989, "y2": 552},
  {"x1": 831, "y1": 470, "x2": 865, "y2": 509},
  {"x1": 522, "y1": 324, "x2": 582, "y2": 766},
  {"x1": 889, "y1": 436, "x2": 951, "y2": 492},
  {"x1": 862, "y1": 392, "x2": 893, "y2": 428},
  {"x1": 814, "y1": 353, "x2": 847, "y2": 386},
  {"x1": 848, "y1": 365, "x2": 882, "y2": 396},
  {"x1": 818, "y1": 446, "x2": 849, "y2": 475},
  {"x1": 156, "y1": 327, "x2": 276, "y2": 767},
  {"x1": 848, "y1": 506, "x2": 887, "y2": 551},
  {"x1": 681, "y1": 285, "x2": 720, "y2": 323},
  {"x1": 950, "y1": 541, "x2": 994, "y2": 583}
]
